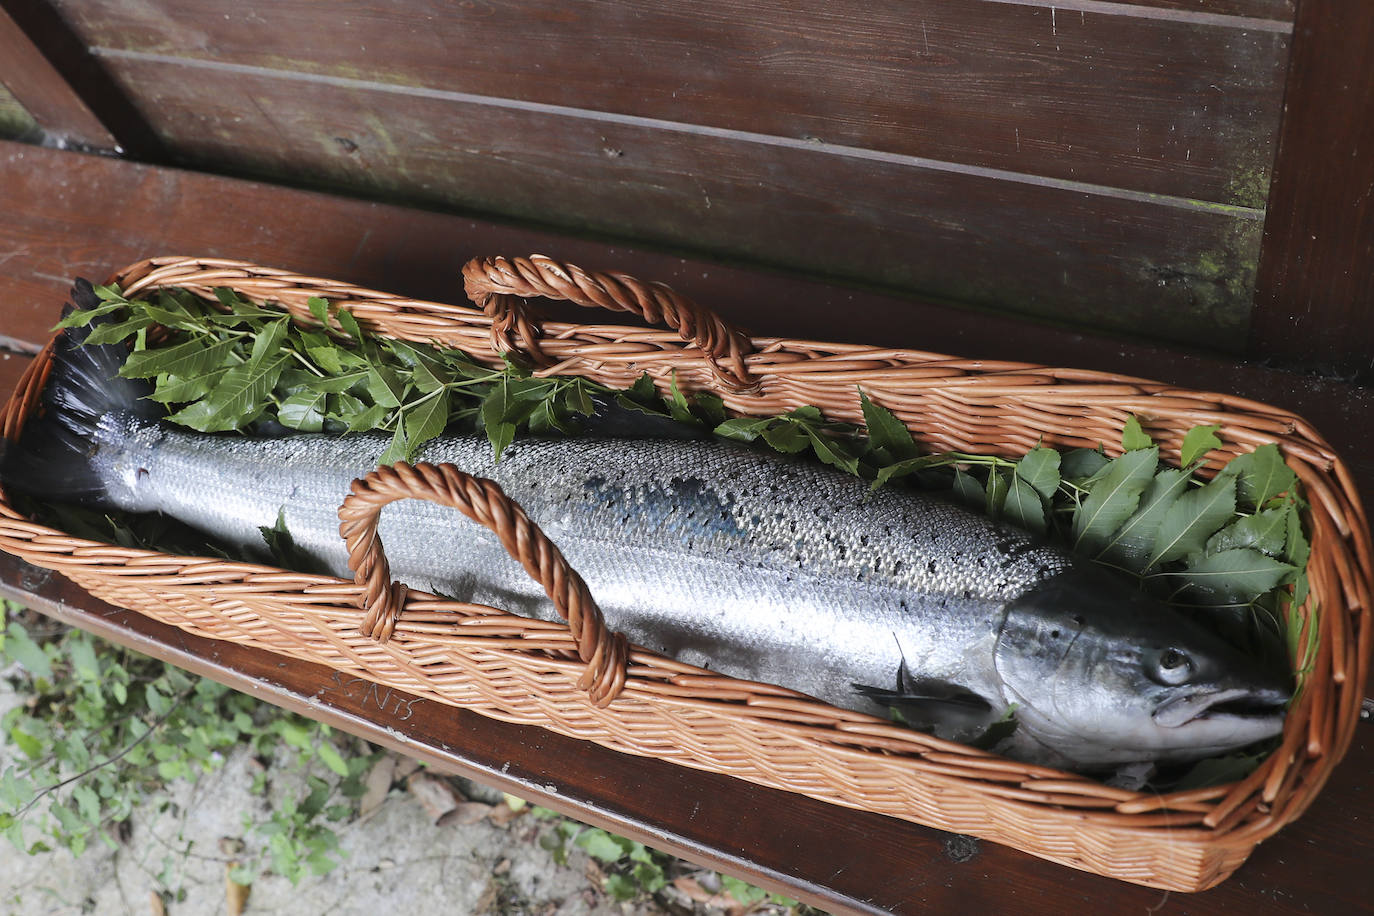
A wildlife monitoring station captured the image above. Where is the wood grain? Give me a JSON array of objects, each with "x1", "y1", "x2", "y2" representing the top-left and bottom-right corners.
[
  {"x1": 0, "y1": 141, "x2": 1369, "y2": 912},
  {"x1": 78, "y1": 56, "x2": 1266, "y2": 350},
  {"x1": 0, "y1": 139, "x2": 1368, "y2": 504},
  {"x1": 1250, "y1": 1, "x2": 1374, "y2": 380},
  {"x1": 49, "y1": 0, "x2": 1290, "y2": 205},
  {"x1": 0, "y1": 4, "x2": 116, "y2": 149},
  {"x1": 0, "y1": 532, "x2": 1367, "y2": 915}
]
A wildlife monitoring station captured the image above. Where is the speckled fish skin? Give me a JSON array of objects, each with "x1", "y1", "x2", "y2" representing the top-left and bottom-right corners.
[
  {"x1": 91, "y1": 410, "x2": 1072, "y2": 724},
  {"x1": 6, "y1": 300, "x2": 1291, "y2": 771}
]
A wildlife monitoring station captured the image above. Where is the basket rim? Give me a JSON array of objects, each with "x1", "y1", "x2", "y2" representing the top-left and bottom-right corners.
[{"x1": 0, "y1": 255, "x2": 1368, "y2": 888}]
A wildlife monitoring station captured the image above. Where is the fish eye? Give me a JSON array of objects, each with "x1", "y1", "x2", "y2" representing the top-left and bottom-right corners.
[{"x1": 1151, "y1": 648, "x2": 1194, "y2": 686}]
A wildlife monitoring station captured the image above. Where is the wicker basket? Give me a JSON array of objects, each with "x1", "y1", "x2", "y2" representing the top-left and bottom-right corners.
[{"x1": 0, "y1": 255, "x2": 1368, "y2": 892}]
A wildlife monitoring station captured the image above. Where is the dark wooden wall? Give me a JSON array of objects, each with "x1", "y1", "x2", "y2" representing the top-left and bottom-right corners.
[{"x1": 4, "y1": 0, "x2": 1297, "y2": 353}]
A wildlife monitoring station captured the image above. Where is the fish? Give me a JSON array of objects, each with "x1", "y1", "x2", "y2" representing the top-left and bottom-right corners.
[{"x1": 1, "y1": 285, "x2": 1291, "y2": 771}]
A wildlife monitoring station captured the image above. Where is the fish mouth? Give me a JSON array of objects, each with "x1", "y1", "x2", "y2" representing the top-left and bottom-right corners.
[{"x1": 1152, "y1": 686, "x2": 1290, "y2": 728}]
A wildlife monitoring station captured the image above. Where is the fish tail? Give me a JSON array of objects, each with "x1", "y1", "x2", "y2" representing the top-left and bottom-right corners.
[{"x1": 1, "y1": 280, "x2": 155, "y2": 504}]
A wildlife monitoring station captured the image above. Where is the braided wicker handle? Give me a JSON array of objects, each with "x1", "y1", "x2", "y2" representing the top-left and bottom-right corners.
[
  {"x1": 337, "y1": 461, "x2": 629, "y2": 706},
  {"x1": 461, "y1": 254, "x2": 757, "y2": 392}
]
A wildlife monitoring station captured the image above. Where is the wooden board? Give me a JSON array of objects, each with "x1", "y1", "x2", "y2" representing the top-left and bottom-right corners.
[
  {"x1": 0, "y1": 141, "x2": 1370, "y2": 913},
  {"x1": 1251, "y1": 1, "x2": 1374, "y2": 379},
  {"x1": 0, "y1": 507, "x2": 1368, "y2": 916},
  {"x1": 0, "y1": 4, "x2": 115, "y2": 148},
  {"x1": 30, "y1": 0, "x2": 1290, "y2": 349},
  {"x1": 0, "y1": 139, "x2": 1368, "y2": 502},
  {"x1": 52, "y1": 0, "x2": 1289, "y2": 202}
]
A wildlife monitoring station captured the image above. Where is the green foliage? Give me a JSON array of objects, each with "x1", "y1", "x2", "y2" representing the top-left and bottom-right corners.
[
  {"x1": 0, "y1": 602, "x2": 380, "y2": 886},
  {"x1": 51, "y1": 291, "x2": 1312, "y2": 798},
  {"x1": 530, "y1": 807, "x2": 805, "y2": 911}
]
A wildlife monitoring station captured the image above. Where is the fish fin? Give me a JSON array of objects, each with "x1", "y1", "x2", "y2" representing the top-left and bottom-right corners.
[
  {"x1": 1, "y1": 280, "x2": 152, "y2": 504},
  {"x1": 851, "y1": 679, "x2": 993, "y2": 713}
]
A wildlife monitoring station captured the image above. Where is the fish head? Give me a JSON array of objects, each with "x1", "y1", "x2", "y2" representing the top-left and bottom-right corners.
[{"x1": 992, "y1": 566, "x2": 1290, "y2": 768}]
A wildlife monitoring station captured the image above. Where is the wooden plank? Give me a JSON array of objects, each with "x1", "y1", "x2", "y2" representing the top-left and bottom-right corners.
[
  {"x1": 0, "y1": 142, "x2": 1370, "y2": 912},
  {"x1": 0, "y1": 0, "x2": 163, "y2": 157},
  {"x1": 0, "y1": 554, "x2": 1368, "y2": 916},
  {"x1": 0, "y1": 141, "x2": 1368, "y2": 507},
  {"x1": 80, "y1": 57, "x2": 1268, "y2": 351},
  {"x1": 1249, "y1": 1, "x2": 1374, "y2": 378},
  {"x1": 0, "y1": 4, "x2": 117, "y2": 149},
  {"x1": 53, "y1": 0, "x2": 1290, "y2": 204}
]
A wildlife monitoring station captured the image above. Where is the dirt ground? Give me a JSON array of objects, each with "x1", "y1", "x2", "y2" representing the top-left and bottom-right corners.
[{"x1": 0, "y1": 670, "x2": 706, "y2": 916}]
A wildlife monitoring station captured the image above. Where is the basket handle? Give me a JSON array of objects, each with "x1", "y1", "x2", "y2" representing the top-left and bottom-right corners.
[
  {"x1": 337, "y1": 461, "x2": 629, "y2": 706},
  {"x1": 461, "y1": 254, "x2": 757, "y2": 392}
]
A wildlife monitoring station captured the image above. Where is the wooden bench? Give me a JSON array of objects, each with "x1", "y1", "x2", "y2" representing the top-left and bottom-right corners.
[
  {"x1": 1, "y1": 1, "x2": 1371, "y2": 911},
  {"x1": 0, "y1": 140, "x2": 1369, "y2": 916}
]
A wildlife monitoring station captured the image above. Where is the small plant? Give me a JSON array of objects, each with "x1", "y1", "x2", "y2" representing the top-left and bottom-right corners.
[
  {"x1": 527, "y1": 804, "x2": 813, "y2": 912},
  {"x1": 0, "y1": 601, "x2": 379, "y2": 889}
]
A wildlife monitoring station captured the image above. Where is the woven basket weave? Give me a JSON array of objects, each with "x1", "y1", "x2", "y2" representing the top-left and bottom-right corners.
[{"x1": 0, "y1": 255, "x2": 1368, "y2": 892}]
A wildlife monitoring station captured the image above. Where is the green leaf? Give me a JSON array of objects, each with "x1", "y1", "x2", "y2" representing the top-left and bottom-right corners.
[
  {"x1": 1096, "y1": 468, "x2": 1191, "y2": 569},
  {"x1": 1059, "y1": 447, "x2": 1109, "y2": 482},
  {"x1": 336, "y1": 307, "x2": 364, "y2": 342},
  {"x1": 666, "y1": 374, "x2": 696, "y2": 424},
  {"x1": 627, "y1": 372, "x2": 657, "y2": 403},
  {"x1": 307, "y1": 297, "x2": 330, "y2": 326},
  {"x1": 481, "y1": 379, "x2": 537, "y2": 460},
  {"x1": 345, "y1": 403, "x2": 390, "y2": 434},
  {"x1": 1219, "y1": 444, "x2": 1298, "y2": 511},
  {"x1": 1015, "y1": 447, "x2": 1061, "y2": 500},
  {"x1": 565, "y1": 380, "x2": 596, "y2": 417},
  {"x1": 1071, "y1": 448, "x2": 1158, "y2": 553},
  {"x1": 8, "y1": 726, "x2": 42, "y2": 760},
  {"x1": 83, "y1": 315, "x2": 153, "y2": 345},
  {"x1": 575, "y1": 829, "x2": 628, "y2": 863},
  {"x1": 213, "y1": 287, "x2": 242, "y2": 309},
  {"x1": 1171, "y1": 548, "x2": 1296, "y2": 605},
  {"x1": 378, "y1": 423, "x2": 410, "y2": 466},
  {"x1": 279, "y1": 389, "x2": 328, "y2": 433},
  {"x1": 403, "y1": 389, "x2": 450, "y2": 457},
  {"x1": 1002, "y1": 473, "x2": 1045, "y2": 534},
  {"x1": 150, "y1": 369, "x2": 227, "y2": 405},
  {"x1": 1180, "y1": 424, "x2": 1223, "y2": 467},
  {"x1": 1285, "y1": 503, "x2": 1310, "y2": 570},
  {"x1": 952, "y1": 468, "x2": 984, "y2": 509},
  {"x1": 279, "y1": 721, "x2": 312, "y2": 752},
  {"x1": 93, "y1": 283, "x2": 125, "y2": 302},
  {"x1": 1206, "y1": 507, "x2": 1289, "y2": 558},
  {"x1": 68, "y1": 635, "x2": 100, "y2": 682},
  {"x1": 984, "y1": 467, "x2": 1010, "y2": 519},
  {"x1": 802, "y1": 425, "x2": 860, "y2": 475},
  {"x1": 721, "y1": 875, "x2": 769, "y2": 906},
  {"x1": 3, "y1": 622, "x2": 52, "y2": 679},
  {"x1": 603, "y1": 873, "x2": 638, "y2": 901},
  {"x1": 72, "y1": 784, "x2": 100, "y2": 823},
  {"x1": 1121, "y1": 416, "x2": 1154, "y2": 451},
  {"x1": 316, "y1": 742, "x2": 349, "y2": 777},
  {"x1": 54, "y1": 300, "x2": 128, "y2": 328},
  {"x1": 166, "y1": 353, "x2": 290, "y2": 432},
  {"x1": 247, "y1": 318, "x2": 289, "y2": 368},
  {"x1": 860, "y1": 390, "x2": 919, "y2": 462},
  {"x1": 1147, "y1": 475, "x2": 1237, "y2": 567},
  {"x1": 761, "y1": 420, "x2": 809, "y2": 454},
  {"x1": 713, "y1": 417, "x2": 770, "y2": 443},
  {"x1": 871, "y1": 454, "x2": 949, "y2": 490},
  {"x1": 693, "y1": 390, "x2": 726, "y2": 426},
  {"x1": 144, "y1": 682, "x2": 170, "y2": 717}
]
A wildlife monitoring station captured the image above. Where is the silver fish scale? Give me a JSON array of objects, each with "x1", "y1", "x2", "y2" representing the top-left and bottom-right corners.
[{"x1": 96, "y1": 414, "x2": 1073, "y2": 714}]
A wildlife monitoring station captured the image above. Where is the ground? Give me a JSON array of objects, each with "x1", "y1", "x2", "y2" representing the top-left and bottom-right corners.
[{"x1": 0, "y1": 668, "x2": 693, "y2": 916}]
